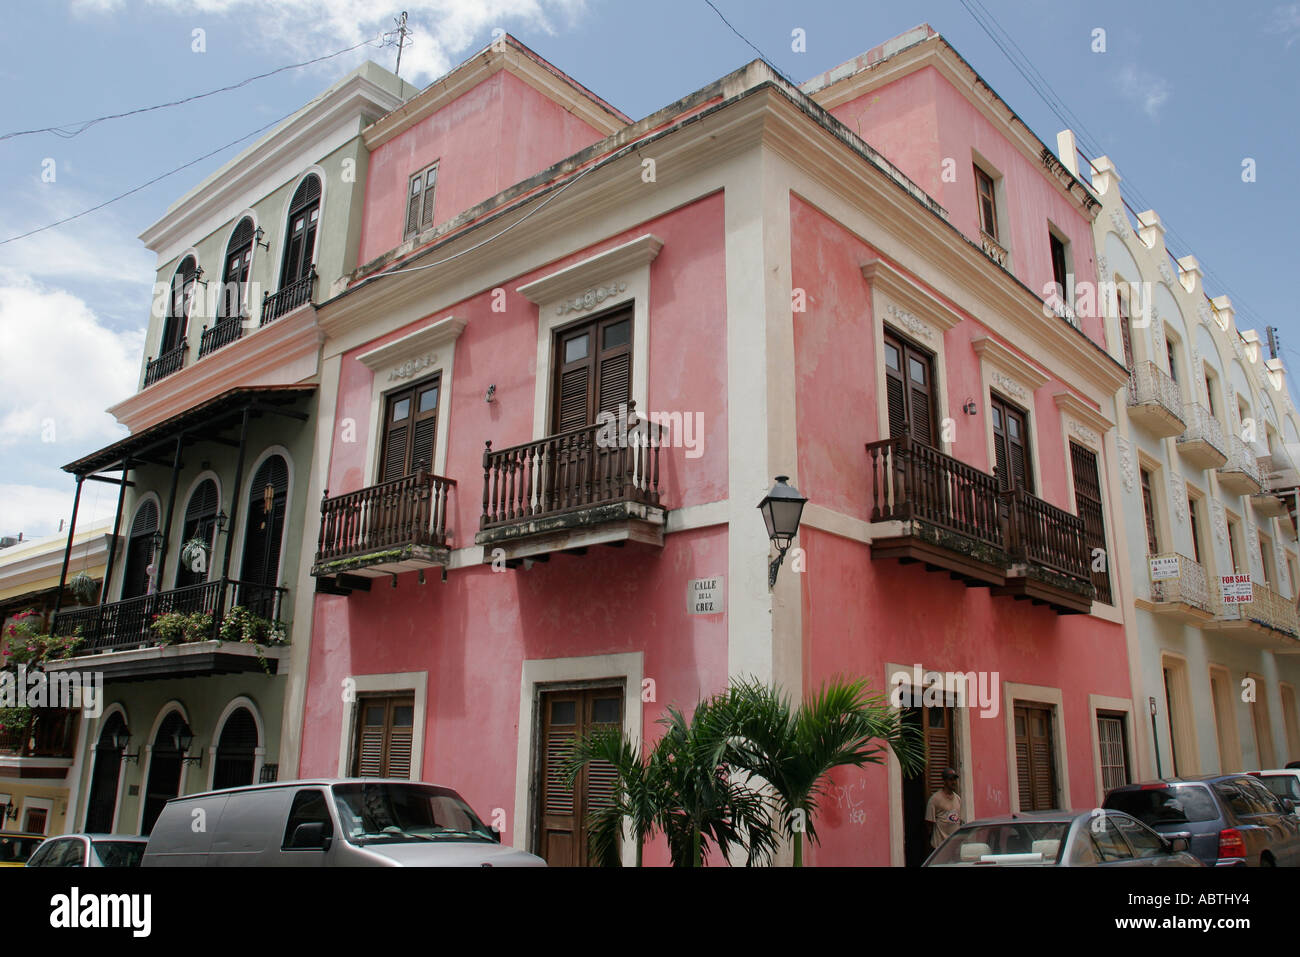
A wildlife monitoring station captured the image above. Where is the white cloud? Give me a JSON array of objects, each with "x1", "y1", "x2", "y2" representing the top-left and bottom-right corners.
[
  {"x1": 0, "y1": 481, "x2": 120, "y2": 540},
  {"x1": 1116, "y1": 64, "x2": 1171, "y2": 118},
  {"x1": 0, "y1": 273, "x2": 140, "y2": 450},
  {"x1": 1272, "y1": 4, "x2": 1300, "y2": 47},
  {"x1": 72, "y1": 0, "x2": 589, "y2": 82}
]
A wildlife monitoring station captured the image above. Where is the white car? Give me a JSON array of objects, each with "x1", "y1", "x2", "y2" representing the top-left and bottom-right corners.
[
  {"x1": 26, "y1": 834, "x2": 148, "y2": 867},
  {"x1": 1251, "y1": 769, "x2": 1300, "y2": 815}
]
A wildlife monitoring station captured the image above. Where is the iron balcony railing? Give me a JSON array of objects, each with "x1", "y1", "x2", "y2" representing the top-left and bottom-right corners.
[
  {"x1": 1177, "y1": 402, "x2": 1227, "y2": 458},
  {"x1": 1217, "y1": 580, "x2": 1300, "y2": 637},
  {"x1": 261, "y1": 268, "x2": 316, "y2": 326},
  {"x1": 481, "y1": 404, "x2": 661, "y2": 530},
  {"x1": 865, "y1": 432, "x2": 1003, "y2": 550},
  {"x1": 0, "y1": 708, "x2": 79, "y2": 759},
  {"x1": 316, "y1": 466, "x2": 455, "y2": 566},
  {"x1": 198, "y1": 317, "x2": 246, "y2": 358},
  {"x1": 1219, "y1": 435, "x2": 1263, "y2": 486},
  {"x1": 51, "y1": 577, "x2": 286, "y2": 656},
  {"x1": 1148, "y1": 552, "x2": 1213, "y2": 614},
  {"x1": 1128, "y1": 361, "x2": 1184, "y2": 421},
  {"x1": 143, "y1": 343, "x2": 187, "y2": 387}
]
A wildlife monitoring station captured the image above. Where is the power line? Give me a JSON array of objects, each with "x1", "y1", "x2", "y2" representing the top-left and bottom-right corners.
[
  {"x1": 1, "y1": 35, "x2": 392, "y2": 142},
  {"x1": 701, "y1": 0, "x2": 798, "y2": 87}
]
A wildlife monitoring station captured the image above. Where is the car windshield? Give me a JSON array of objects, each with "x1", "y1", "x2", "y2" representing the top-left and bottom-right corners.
[
  {"x1": 1104, "y1": 785, "x2": 1219, "y2": 825},
  {"x1": 0, "y1": 835, "x2": 43, "y2": 864},
  {"x1": 332, "y1": 783, "x2": 495, "y2": 847},
  {"x1": 928, "y1": 822, "x2": 1069, "y2": 865},
  {"x1": 92, "y1": 840, "x2": 146, "y2": 867}
]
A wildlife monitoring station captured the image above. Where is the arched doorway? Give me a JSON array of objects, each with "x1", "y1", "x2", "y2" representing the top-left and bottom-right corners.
[
  {"x1": 175, "y1": 479, "x2": 218, "y2": 590},
  {"x1": 120, "y1": 500, "x2": 159, "y2": 599},
  {"x1": 219, "y1": 217, "x2": 254, "y2": 321},
  {"x1": 141, "y1": 711, "x2": 187, "y2": 836},
  {"x1": 279, "y1": 175, "x2": 320, "y2": 287},
  {"x1": 239, "y1": 455, "x2": 287, "y2": 617},
  {"x1": 84, "y1": 711, "x2": 128, "y2": 833},
  {"x1": 212, "y1": 707, "x2": 259, "y2": 790}
]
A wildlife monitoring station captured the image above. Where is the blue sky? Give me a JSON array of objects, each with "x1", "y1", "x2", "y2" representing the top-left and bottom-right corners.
[{"x1": 2, "y1": 0, "x2": 1298, "y2": 539}]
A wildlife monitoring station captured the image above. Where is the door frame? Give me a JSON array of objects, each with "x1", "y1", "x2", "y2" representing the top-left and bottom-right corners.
[
  {"x1": 514, "y1": 653, "x2": 643, "y2": 867},
  {"x1": 1003, "y1": 682, "x2": 1070, "y2": 814}
]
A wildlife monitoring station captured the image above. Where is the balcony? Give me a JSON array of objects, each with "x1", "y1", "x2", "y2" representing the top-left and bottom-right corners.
[
  {"x1": 1146, "y1": 552, "x2": 1215, "y2": 622},
  {"x1": 143, "y1": 343, "x2": 186, "y2": 387},
  {"x1": 312, "y1": 467, "x2": 455, "y2": 591},
  {"x1": 980, "y1": 230, "x2": 1008, "y2": 268},
  {"x1": 198, "y1": 316, "x2": 245, "y2": 358},
  {"x1": 995, "y1": 484, "x2": 1096, "y2": 614},
  {"x1": 1176, "y1": 402, "x2": 1228, "y2": 469},
  {"x1": 1208, "y1": 580, "x2": 1300, "y2": 648},
  {"x1": 1251, "y1": 456, "x2": 1295, "y2": 517},
  {"x1": 261, "y1": 268, "x2": 316, "y2": 326},
  {"x1": 0, "y1": 709, "x2": 78, "y2": 780},
  {"x1": 1217, "y1": 436, "x2": 1263, "y2": 496},
  {"x1": 49, "y1": 578, "x2": 288, "y2": 681},
  {"x1": 866, "y1": 433, "x2": 1094, "y2": 613},
  {"x1": 475, "y1": 407, "x2": 665, "y2": 565},
  {"x1": 1126, "y1": 361, "x2": 1185, "y2": 438}
]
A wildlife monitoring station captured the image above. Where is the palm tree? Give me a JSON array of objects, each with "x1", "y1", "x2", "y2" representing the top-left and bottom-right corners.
[
  {"x1": 562, "y1": 727, "x2": 657, "y2": 866},
  {"x1": 721, "y1": 675, "x2": 924, "y2": 867}
]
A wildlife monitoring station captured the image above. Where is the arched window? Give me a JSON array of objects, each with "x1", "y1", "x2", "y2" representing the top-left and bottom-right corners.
[
  {"x1": 212, "y1": 707, "x2": 259, "y2": 790},
  {"x1": 120, "y1": 500, "x2": 159, "y2": 600},
  {"x1": 84, "y1": 712, "x2": 128, "y2": 833},
  {"x1": 219, "y1": 218, "x2": 254, "y2": 321},
  {"x1": 141, "y1": 711, "x2": 187, "y2": 836},
  {"x1": 239, "y1": 455, "x2": 288, "y2": 616},
  {"x1": 175, "y1": 479, "x2": 218, "y2": 589},
  {"x1": 279, "y1": 175, "x2": 320, "y2": 288},
  {"x1": 161, "y1": 256, "x2": 197, "y2": 356}
]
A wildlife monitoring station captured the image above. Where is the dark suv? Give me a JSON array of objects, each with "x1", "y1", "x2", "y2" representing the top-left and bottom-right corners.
[{"x1": 1104, "y1": 774, "x2": 1300, "y2": 867}]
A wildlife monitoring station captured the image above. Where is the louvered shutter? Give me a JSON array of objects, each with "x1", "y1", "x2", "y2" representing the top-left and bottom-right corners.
[
  {"x1": 1007, "y1": 412, "x2": 1030, "y2": 493},
  {"x1": 884, "y1": 340, "x2": 907, "y2": 438},
  {"x1": 240, "y1": 455, "x2": 288, "y2": 593},
  {"x1": 356, "y1": 702, "x2": 386, "y2": 777},
  {"x1": 1140, "y1": 470, "x2": 1159, "y2": 554},
  {"x1": 380, "y1": 391, "x2": 412, "y2": 483},
  {"x1": 597, "y1": 352, "x2": 631, "y2": 416},
  {"x1": 992, "y1": 405, "x2": 1010, "y2": 490},
  {"x1": 991, "y1": 396, "x2": 1032, "y2": 492},
  {"x1": 405, "y1": 176, "x2": 423, "y2": 238},
  {"x1": 1015, "y1": 705, "x2": 1057, "y2": 811},
  {"x1": 121, "y1": 500, "x2": 160, "y2": 599},
  {"x1": 176, "y1": 479, "x2": 218, "y2": 588},
  {"x1": 410, "y1": 380, "x2": 439, "y2": 471},
  {"x1": 353, "y1": 696, "x2": 414, "y2": 778},
  {"x1": 1014, "y1": 708, "x2": 1033, "y2": 809},
  {"x1": 387, "y1": 701, "x2": 413, "y2": 779},
  {"x1": 421, "y1": 167, "x2": 437, "y2": 229},
  {"x1": 556, "y1": 366, "x2": 591, "y2": 432},
  {"x1": 537, "y1": 688, "x2": 623, "y2": 867},
  {"x1": 1070, "y1": 442, "x2": 1111, "y2": 603},
  {"x1": 909, "y1": 379, "x2": 933, "y2": 446},
  {"x1": 924, "y1": 707, "x2": 953, "y2": 798},
  {"x1": 1119, "y1": 304, "x2": 1134, "y2": 371}
]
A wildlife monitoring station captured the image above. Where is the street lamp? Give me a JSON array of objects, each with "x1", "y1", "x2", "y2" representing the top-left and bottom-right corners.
[
  {"x1": 758, "y1": 475, "x2": 807, "y2": 589},
  {"x1": 111, "y1": 728, "x2": 140, "y2": 764},
  {"x1": 173, "y1": 726, "x2": 202, "y2": 767}
]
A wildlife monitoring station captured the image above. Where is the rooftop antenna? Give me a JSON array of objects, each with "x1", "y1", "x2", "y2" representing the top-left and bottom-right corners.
[{"x1": 393, "y1": 11, "x2": 410, "y2": 79}]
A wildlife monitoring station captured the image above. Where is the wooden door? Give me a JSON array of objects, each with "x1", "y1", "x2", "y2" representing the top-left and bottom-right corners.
[
  {"x1": 536, "y1": 687, "x2": 622, "y2": 866},
  {"x1": 352, "y1": 695, "x2": 414, "y2": 779},
  {"x1": 902, "y1": 703, "x2": 958, "y2": 867},
  {"x1": 991, "y1": 395, "x2": 1032, "y2": 492},
  {"x1": 1014, "y1": 704, "x2": 1057, "y2": 811},
  {"x1": 379, "y1": 376, "x2": 441, "y2": 482},
  {"x1": 883, "y1": 330, "x2": 936, "y2": 446}
]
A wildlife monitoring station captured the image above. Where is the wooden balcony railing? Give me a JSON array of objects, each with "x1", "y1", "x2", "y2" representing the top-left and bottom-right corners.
[
  {"x1": 481, "y1": 404, "x2": 661, "y2": 531},
  {"x1": 51, "y1": 578, "x2": 286, "y2": 655},
  {"x1": 0, "y1": 709, "x2": 79, "y2": 759},
  {"x1": 316, "y1": 466, "x2": 455, "y2": 565},
  {"x1": 1002, "y1": 484, "x2": 1093, "y2": 583},
  {"x1": 198, "y1": 317, "x2": 245, "y2": 357},
  {"x1": 261, "y1": 268, "x2": 316, "y2": 326},
  {"x1": 865, "y1": 431, "x2": 1003, "y2": 549},
  {"x1": 143, "y1": 343, "x2": 187, "y2": 387}
]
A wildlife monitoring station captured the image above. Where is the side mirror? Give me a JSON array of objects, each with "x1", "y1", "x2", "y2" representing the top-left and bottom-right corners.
[
  {"x1": 289, "y1": 821, "x2": 332, "y2": 850},
  {"x1": 1167, "y1": 836, "x2": 1190, "y2": 853}
]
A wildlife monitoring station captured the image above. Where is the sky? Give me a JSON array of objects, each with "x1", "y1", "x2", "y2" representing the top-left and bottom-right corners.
[{"x1": 1, "y1": 0, "x2": 1298, "y2": 541}]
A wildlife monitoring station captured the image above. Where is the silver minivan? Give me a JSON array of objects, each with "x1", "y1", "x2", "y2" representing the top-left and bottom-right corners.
[{"x1": 142, "y1": 779, "x2": 546, "y2": 866}]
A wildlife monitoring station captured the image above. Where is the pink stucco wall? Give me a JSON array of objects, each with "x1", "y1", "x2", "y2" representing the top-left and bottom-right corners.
[
  {"x1": 357, "y1": 69, "x2": 608, "y2": 266},
  {"x1": 827, "y1": 65, "x2": 1106, "y2": 347}
]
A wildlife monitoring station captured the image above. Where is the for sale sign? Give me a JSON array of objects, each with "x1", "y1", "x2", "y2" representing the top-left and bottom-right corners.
[
  {"x1": 1220, "y1": 574, "x2": 1254, "y2": 604},
  {"x1": 1149, "y1": 556, "x2": 1181, "y2": 581}
]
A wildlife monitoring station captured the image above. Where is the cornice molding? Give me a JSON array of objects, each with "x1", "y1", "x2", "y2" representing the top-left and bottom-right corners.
[
  {"x1": 516, "y1": 234, "x2": 663, "y2": 306},
  {"x1": 356, "y1": 315, "x2": 467, "y2": 373},
  {"x1": 861, "y1": 258, "x2": 962, "y2": 336},
  {"x1": 109, "y1": 309, "x2": 323, "y2": 432},
  {"x1": 971, "y1": 336, "x2": 1050, "y2": 390},
  {"x1": 0, "y1": 530, "x2": 114, "y2": 593},
  {"x1": 1053, "y1": 390, "x2": 1115, "y2": 436}
]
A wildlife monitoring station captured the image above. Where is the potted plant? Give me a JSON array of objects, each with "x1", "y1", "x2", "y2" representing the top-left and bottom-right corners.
[
  {"x1": 68, "y1": 571, "x2": 99, "y2": 605},
  {"x1": 149, "y1": 612, "x2": 188, "y2": 646},
  {"x1": 178, "y1": 536, "x2": 211, "y2": 577}
]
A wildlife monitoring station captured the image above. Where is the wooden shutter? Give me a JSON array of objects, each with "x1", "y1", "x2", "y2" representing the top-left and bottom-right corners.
[
  {"x1": 1118, "y1": 298, "x2": 1134, "y2": 370},
  {"x1": 176, "y1": 479, "x2": 218, "y2": 589},
  {"x1": 975, "y1": 165, "x2": 998, "y2": 239},
  {"x1": 991, "y1": 395, "x2": 1032, "y2": 492},
  {"x1": 379, "y1": 376, "x2": 440, "y2": 483},
  {"x1": 405, "y1": 175, "x2": 423, "y2": 238},
  {"x1": 1070, "y1": 441, "x2": 1111, "y2": 603},
  {"x1": 883, "y1": 338, "x2": 907, "y2": 438},
  {"x1": 420, "y1": 167, "x2": 437, "y2": 230},
  {"x1": 883, "y1": 330, "x2": 936, "y2": 446},
  {"x1": 353, "y1": 695, "x2": 414, "y2": 779},
  {"x1": 380, "y1": 390, "x2": 412, "y2": 483},
  {"x1": 924, "y1": 706, "x2": 954, "y2": 798},
  {"x1": 239, "y1": 455, "x2": 288, "y2": 590},
  {"x1": 1015, "y1": 704, "x2": 1057, "y2": 811},
  {"x1": 537, "y1": 686, "x2": 623, "y2": 866},
  {"x1": 595, "y1": 314, "x2": 632, "y2": 416},
  {"x1": 120, "y1": 500, "x2": 159, "y2": 599},
  {"x1": 281, "y1": 175, "x2": 321, "y2": 285},
  {"x1": 1140, "y1": 469, "x2": 1159, "y2": 554}
]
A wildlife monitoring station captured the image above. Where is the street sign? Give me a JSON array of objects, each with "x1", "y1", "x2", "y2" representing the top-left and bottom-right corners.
[
  {"x1": 1149, "y1": 556, "x2": 1180, "y2": 581},
  {"x1": 687, "y1": 576, "x2": 724, "y2": 615},
  {"x1": 1220, "y1": 574, "x2": 1254, "y2": 604}
]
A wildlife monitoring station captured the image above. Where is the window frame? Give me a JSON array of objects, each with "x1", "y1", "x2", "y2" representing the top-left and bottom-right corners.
[
  {"x1": 974, "y1": 163, "x2": 1000, "y2": 242},
  {"x1": 404, "y1": 162, "x2": 439, "y2": 240},
  {"x1": 990, "y1": 392, "x2": 1033, "y2": 493},
  {"x1": 883, "y1": 327, "x2": 940, "y2": 447}
]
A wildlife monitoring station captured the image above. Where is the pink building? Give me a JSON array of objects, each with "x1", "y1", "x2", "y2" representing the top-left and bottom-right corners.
[{"x1": 287, "y1": 28, "x2": 1136, "y2": 866}]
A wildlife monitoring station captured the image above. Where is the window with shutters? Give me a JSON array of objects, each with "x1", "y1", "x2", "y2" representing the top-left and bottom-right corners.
[
  {"x1": 161, "y1": 256, "x2": 198, "y2": 355},
  {"x1": 120, "y1": 499, "x2": 159, "y2": 600},
  {"x1": 974, "y1": 164, "x2": 999, "y2": 241},
  {"x1": 1097, "y1": 713, "x2": 1130, "y2": 792},
  {"x1": 1014, "y1": 703, "x2": 1058, "y2": 811},
  {"x1": 1188, "y1": 494, "x2": 1204, "y2": 566},
  {"x1": 535, "y1": 685, "x2": 623, "y2": 866},
  {"x1": 84, "y1": 712, "x2": 127, "y2": 833},
  {"x1": 1227, "y1": 515, "x2": 1243, "y2": 573},
  {"x1": 352, "y1": 694, "x2": 415, "y2": 779},
  {"x1": 551, "y1": 308, "x2": 633, "y2": 433},
  {"x1": 1048, "y1": 228, "x2": 1070, "y2": 304},
  {"x1": 990, "y1": 394, "x2": 1032, "y2": 492},
  {"x1": 883, "y1": 329, "x2": 937, "y2": 446},
  {"x1": 279, "y1": 175, "x2": 321, "y2": 288},
  {"x1": 1165, "y1": 337, "x2": 1179, "y2": 387},
  {"x1": 175, "y1": 479, "x2": 218, "y2": 589},
  {"x1": 212, "y1": 706, "x2": 259, "y2": 790},
  {"x1": 239, "y1": 455, "x2": 288, "y2": 601},
  {"x1": 1204, "y1": 366, "x2": 1218, "y2": 418},
  {"x1": 378, "y1": 375, "x2": 441, "y2": 482},
  {"x1": 1070, "y1": 442, "x2": 1110, "y2": 603},
  {"x1": 1117, "y1": 293, "x2": 1135, "y2": 371},
  {"x1": 404, "y1": 163, "x2": 438, "y2": 240},
  {"x1": 1140, "y1": 469, "x2": 1160, "y2": 555},
  {"x1": 219, "y1": 218, "x2": 254, "y2": 320}
]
